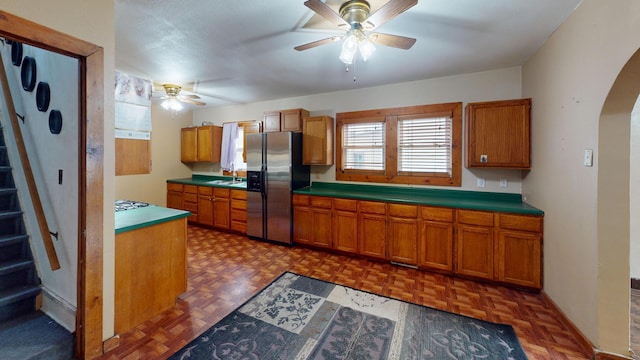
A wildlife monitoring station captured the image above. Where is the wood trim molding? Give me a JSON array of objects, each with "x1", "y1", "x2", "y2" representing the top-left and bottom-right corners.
[
  {"x1": 102, "y1": 334, "x2": 120, "y2": 354},
  {"x1": 0, "y1": 10, "x2": 105, "y2": 359},
  {"x1": 594, "y1": 351, "x2": 633, "y2": 360}
]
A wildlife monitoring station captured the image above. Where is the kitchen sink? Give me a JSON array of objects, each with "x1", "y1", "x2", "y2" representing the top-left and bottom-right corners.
[{"x1": 205, "y1": 179, "x2": 246, "y2": 187}]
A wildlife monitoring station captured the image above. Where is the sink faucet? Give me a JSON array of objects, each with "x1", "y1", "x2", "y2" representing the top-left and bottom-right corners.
[{"x1": 230, "y1": 162, "x2": 238, "y2": 182}]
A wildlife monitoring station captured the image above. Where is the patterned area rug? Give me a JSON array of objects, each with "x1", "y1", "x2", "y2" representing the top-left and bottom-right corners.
[{"x1": 169, "y1": 272, "x2": 528, "y2": 359}]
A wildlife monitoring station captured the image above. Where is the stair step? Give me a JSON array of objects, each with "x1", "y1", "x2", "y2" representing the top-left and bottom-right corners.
[
  {"x1": 0, "y1": 210, "x2": 22, "y2": 220},
  {"x1": 0, "y1": 285, "x2": 40, "y2": 307},
  {"x1": 0, "y1": 234, "x2": 28, "y2": 248},
  {"x1": 0, "y1": 259, "x2": 35, "y2": 276},
  {"x1": 0, "y1": 188, "x2": 16, "y2": 195}
]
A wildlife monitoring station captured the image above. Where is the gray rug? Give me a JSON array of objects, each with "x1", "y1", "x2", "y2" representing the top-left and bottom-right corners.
[{"x1": 169, "y1": 272, "x2": 527, "y2": 359}]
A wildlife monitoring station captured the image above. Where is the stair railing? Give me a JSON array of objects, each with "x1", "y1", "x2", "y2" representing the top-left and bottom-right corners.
[{"x1": 0, "y1": 52, "x2": 60, "y2": 270}]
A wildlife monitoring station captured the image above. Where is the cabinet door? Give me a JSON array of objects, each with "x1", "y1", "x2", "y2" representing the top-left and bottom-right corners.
[
  {"x1": 230, "y1": 190, "x2": 247, "y2": 233},
  {"x1": 263, "y1": 111, "x2": 281, "y2": 132},
  {"x1": 197, "y1": 126, "x2": 223, "y2": 162},
  {"x1": 312, "y1": 208, "x2": 332, "y2": 248},
  {"x1": 456, "y1": 224, "x2": 494, "y2": 279},
  {"x1": 466, "y1": 98, "x2": 531, "y2": 169},
  {"x1": 496, "y1": 230, "x2": 541, "y2": 289},
  {"x1": 213, "y1": 188, "x2": 230, "y2": 229},
  {"x1": 303, "y1": 116, "x2": 334, "y2": 165},
  {"x1": 293, "y1": 205, "x2": 313, "y2": 245},
  {"x1": 197, "y1": 187, "x2": 214, "y2": 226},
  {"x1": 387, "y1": 217, "x2": 418, "y2": 265},
  {"x1": 242, "y1": 122, "x2": 261, "y2": 163},
  {"x1": 333, "y1": 210, "x2": 358, "y2": 253},
  {"x1": 167, "y1": 191, "x2": 182, "y2": 209},
  {"x1": 281, "y1": 109, "x2": 309, "y2": 132},
  {"x1": 358, "y1": 213, "x2": 386, "y2": 259},
  {"x1": 419, "y1": 220, "x2": 453, "y2": 271},
  {"x1": 180, "y1": 127, "x2": 197, "y2": 163}
]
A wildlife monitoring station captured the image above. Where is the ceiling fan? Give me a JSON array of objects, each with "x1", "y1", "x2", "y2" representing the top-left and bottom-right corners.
[
  {"x1": 294, "y1": 0, "x2": 418, "y2": 64},
  {"x1": 153, "y1": 83, "x2": 206, "y2": 111}
]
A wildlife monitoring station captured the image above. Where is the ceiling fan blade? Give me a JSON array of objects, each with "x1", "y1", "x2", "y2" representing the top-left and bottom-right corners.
[
  {"x1": 294, "y1": 36, "x2": 342, "y2": 51},
  {"x1": 179, "y1": 93, "x2": 201, "y2": 99},
  {"x1": 369, "y1": 32, "x2": 416, "y2": 49},
  {"x1": 304, "y1": 0, "x2": 349, "y2": 28},
  {"x1": 179, "y1": 97, "x2": 206, "y2": 106},
  {"x1": 365, "y1": 0, "x2": 418, "y2": 30}
]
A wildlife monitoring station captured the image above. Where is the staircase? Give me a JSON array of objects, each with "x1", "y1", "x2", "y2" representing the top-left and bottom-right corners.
[{"x1": 0, "y1": 125, "x2": 73, "y2": 359}]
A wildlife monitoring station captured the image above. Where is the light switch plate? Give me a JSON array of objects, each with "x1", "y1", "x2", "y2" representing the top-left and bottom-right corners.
[
  {"x1": 477, "y1": 178, "x2": 486, "y2": 188},
  {"x1": 584, "y1": 149, "x2": 593, "y2": 167}
]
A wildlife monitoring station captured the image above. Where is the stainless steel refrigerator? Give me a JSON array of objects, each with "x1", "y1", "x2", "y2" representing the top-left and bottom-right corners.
[{"x1": 246, "y1": 132, "x2": 310, "y2": 245}]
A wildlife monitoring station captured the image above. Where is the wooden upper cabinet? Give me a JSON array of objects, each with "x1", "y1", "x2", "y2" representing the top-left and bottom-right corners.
[
  {"x1": 263, "y1": 108, "x2": 310, "y2": 133},
  {"x1": 180, "y1": 127, "x2": 198, "y2": 163},
  {"x1": 181, "y1": 125, "x2": 223, "y2": 163},
  {"x1": 465, "y1": 98, "x2": 531, "y2": 169},
  {"x1": 303, "y1": 115, "x2": 334, "y2": 165}
]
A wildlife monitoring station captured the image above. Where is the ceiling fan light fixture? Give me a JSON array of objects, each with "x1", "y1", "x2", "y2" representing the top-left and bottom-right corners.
[
  {"x1": 339, "y1": 33, "x2": 358, "y2": 64},
  {"x1": 358, "y1": 37, "x2": 376, "y2": 61},
  {"x1": 161, "y1": 97, "x2": 184, "y2": 111}
]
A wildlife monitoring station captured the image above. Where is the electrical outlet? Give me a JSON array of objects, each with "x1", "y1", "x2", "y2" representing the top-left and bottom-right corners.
[
  {"x1": 480, "y1": 155, "x2": 488, "y2": 163},
  {"x1": 477, "y1": 178, "x2": 485, "y2": 188},
  {"x1": 499, "y1": 178, "x2": 508, "y2": 188}
]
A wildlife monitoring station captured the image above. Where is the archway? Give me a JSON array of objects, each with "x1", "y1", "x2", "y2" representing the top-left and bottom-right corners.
[{"x1": 597, "y1": 49, "x2": 640, "y2": 355}]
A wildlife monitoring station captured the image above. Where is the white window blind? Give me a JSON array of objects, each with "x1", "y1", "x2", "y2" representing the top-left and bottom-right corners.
[
  {"x1": 398, "y1": 116, "x2": 452, "y2": 175},
  {"x1": 342, "y1": 122, "x2": 385, "y2": 171}
]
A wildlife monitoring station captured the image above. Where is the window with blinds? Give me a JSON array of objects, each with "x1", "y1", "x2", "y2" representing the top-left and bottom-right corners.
[
  {"x1": 398, "y1": 116, "x2": 452, "y2": 175},
  {"x1": 336, "y1": 102, "x2": 462, "y2": 186},
  {"x1": 342, "y1": 121, "x2": 385, "y2": 171}
]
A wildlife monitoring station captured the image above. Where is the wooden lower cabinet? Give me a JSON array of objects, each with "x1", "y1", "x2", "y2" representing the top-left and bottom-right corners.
[
  {"x1": 213, "y1": 188, "x2": 230, "y2": 230},
  {"x1": 358, "y1": 201, "x2": 387, "y2": 259},
  {"x1": 387, "y1": 204, "x2": 418, "y2": 265},
  {"x1": 456, "y1": 224, "x2": 494, "y2": 280},
  {"x1": 292, "y1": 195, "x2": 331, "y2": 248},
  {"x1": 183, "y1": 185, "x2": 199, "y2": 223},
  {"x1": 230, "y1": 190, "x2": 247, "y2": 234},
  {"x1": 166, "y1": 183, "x2": 183, "y2": 210},
  {"x1": 332, "y1": 199, "x2": 358, "y2": 253},
  {"x1": 198, "y1": 186, "x2": 214, "y2": 226},
  {"x1": 291, "y1": 194, "x2": 542, "y2": 290}
]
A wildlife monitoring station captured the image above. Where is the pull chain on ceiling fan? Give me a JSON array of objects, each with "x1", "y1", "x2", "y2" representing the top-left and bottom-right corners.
[{"x1": 295, "y1": 0, "x2": 418, "y2": 65}]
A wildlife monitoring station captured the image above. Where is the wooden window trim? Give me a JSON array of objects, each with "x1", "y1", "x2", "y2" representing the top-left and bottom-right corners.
[{"x1": 336, "y1": 103, "x2": 462, "y2": 186}]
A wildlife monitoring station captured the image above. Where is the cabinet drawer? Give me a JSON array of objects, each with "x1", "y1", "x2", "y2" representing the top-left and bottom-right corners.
[
  {"x1": 310, "y1": 196, "x2": 332, "y2": 209},
  {"x1": 231, "y1": 190, "x2": 247, "y2": 200},
  {"x1": 293, "y1": 195, "x2": 309, "y2": 206},
  {"x1": 231, "y1": 199, "x2": 246, "y2": 211},
  {"x1": 183, "y1": 193, "x2": 198, "y2": 203},
  {"x1": 420, "y1": 206, "x2": 454, "y2": 222},
  {"x1": 333, "y1": 198, "x2": 357, "y2": 212},
  {"x1": 184, "y1": 185, "x2": 198, "y2": 194},
  {"x1": 231, "y1": 208, "x2": 247, "y2": 221},
  {"x1": 167, "y1": 183, "x2": 183, "y2": 192},
  {"x1": 214, "y1": 188, "x2": 230, "y2": 198},
  {"x1": 458, "y1": 210, "x2": 494, "y2": 227},
  {"x1": 183, "y1": 202, "x2": 198, "y2": 213},
  {"x1": 359, "y1": 201, "x2": 386, "y2": 215},
  {"x1": 198, "y1": 186, "x2": 213, "y2": 195},
  {"x1": 388, "y1": 203, "x2": 418, "y2": 218},
  {"x1": 499, "y1": 214, "x2": 542, "y2": 232}
]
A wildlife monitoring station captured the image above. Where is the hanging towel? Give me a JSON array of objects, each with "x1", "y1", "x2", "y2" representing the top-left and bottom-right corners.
[{"x1": 220, "y1": 122, "x2": 238, "y2": 171}]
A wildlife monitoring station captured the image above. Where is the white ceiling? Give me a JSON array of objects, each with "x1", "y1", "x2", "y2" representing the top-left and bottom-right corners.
[{"x1": 115, "y1": 0, "x2": 583, "y2": 109}]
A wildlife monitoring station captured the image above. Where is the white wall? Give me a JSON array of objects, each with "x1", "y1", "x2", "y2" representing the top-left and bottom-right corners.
[
  {"x1": 522, "y1": 0, "x2": 640, "y2": 354},
  {"x1": 193, "y1": 67, "x2": 526, "y2": 194},
  {"x1": 0, "y1": 0, "x2": 116, "y2": 341}
]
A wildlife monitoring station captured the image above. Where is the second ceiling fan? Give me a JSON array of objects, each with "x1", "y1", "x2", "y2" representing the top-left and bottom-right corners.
[{"x1": 294, "y1": 0, "x2": 418, "y2": 64}]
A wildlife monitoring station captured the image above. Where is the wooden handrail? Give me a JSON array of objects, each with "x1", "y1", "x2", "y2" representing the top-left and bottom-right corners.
[{"x1": 0, "y1": 52, "x2": 60, "y2": 270}]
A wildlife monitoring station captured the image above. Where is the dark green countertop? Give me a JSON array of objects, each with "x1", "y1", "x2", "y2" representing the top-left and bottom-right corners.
[
  {"x1": 293, "y1": 182, "x2": 543, "y2": 215},
  {"x1": 115, "y1": 206, "x2": 191, "y2": 234},
  {"x1": 167, "y1": 175, "x2": 247, "y2": 189}
]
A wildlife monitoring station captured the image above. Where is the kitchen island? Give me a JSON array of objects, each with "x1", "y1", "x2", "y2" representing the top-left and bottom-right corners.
[{"x1": 114, "y1": 202, "x2": 190, "y2": 334}]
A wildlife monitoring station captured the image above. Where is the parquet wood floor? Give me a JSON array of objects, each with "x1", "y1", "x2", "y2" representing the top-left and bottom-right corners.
[{"x1": 100, "y1": 226, "x2": 592, "y2": 360}]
